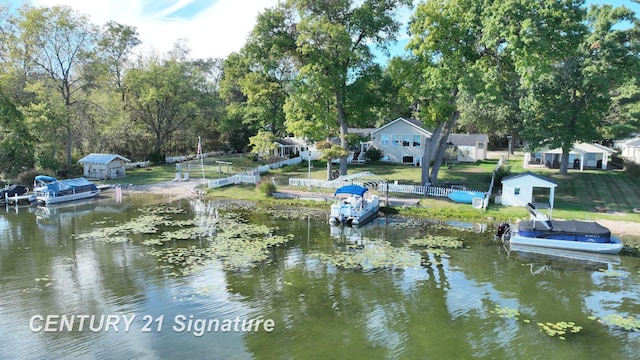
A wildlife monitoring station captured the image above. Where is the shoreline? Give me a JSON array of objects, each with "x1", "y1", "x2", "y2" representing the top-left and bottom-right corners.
[{"x1": 125, "y1": 179, "x2": 640, "y2": 237}]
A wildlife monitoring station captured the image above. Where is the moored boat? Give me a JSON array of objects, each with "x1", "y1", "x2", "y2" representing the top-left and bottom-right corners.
[
  {"x1": 0, "y1": 184, "x2": 29, "y2": 204},
  {"x1": 495, "y1": 203, "x2": 623, "y2": 255},
  {"x1": 32, "y1": 175, "x2": 100, "y2": 205},
  {"x1": 329, "y1": 185, "x2": 379, "y2": 226}
]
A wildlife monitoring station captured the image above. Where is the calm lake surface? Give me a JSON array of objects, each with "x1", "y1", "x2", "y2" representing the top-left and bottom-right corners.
[{"x1": 1, "y1": 191, "x2": 639, "y2": 360}]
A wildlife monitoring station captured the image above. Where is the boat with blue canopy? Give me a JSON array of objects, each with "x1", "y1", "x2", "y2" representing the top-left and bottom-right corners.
[
  {"x1": 31, "y1": 175, "x2": 101, "y2": 205},
  {"x1": 329, "y1": 185, "x2": 379, "y2": 226}
]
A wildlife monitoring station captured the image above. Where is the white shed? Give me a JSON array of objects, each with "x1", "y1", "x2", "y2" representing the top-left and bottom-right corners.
[
  {"x1": 501, "y1": 172, "x2": 557, "y2": 216},
  {"x1": 78, "y1": 153, "x2": 130, "y2": 180}
]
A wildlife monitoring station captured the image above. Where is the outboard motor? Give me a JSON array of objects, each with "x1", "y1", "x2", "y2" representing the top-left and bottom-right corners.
[{"x1": 495, "y1": 222, "x2": 511, "y2": 241}]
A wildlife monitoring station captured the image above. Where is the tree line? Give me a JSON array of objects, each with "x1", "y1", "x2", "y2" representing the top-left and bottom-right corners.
[{"x1": 1, "y1": 0, "x2": 639, "y2": 183}]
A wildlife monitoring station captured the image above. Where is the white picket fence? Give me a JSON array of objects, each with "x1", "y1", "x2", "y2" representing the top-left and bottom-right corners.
[
  {"x1": 288, "y1": 177, "x2": 482, "y2": 198},
  {"x1": 206, "y1": 155, "x2": 487, "y2": 200},
  {"x1": 208, "y1": 157, "x2": 302, "y2": 188}
]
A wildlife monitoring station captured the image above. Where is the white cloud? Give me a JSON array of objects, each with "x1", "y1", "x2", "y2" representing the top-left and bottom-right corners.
[{"x1": 29, "y1": 0, "x2": 279, "y2": 59}]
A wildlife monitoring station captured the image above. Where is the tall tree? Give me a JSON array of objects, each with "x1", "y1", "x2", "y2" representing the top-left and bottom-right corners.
[
  {"x1": 519, "y1": 4, "x2": 639, "y2": 174},
  {"x1": 96, "y1": 21, "x2": 141, "y2": 103},
  {"x1": 283, "y1": 0, "x2": 411, "y2": 177},
  {"x1": 124, "y1": 56, "x2": 206, "y2": 160},
  {"x1": 407, "y1": 0, "x2": 486, "y2": 185},
  {"x1": 0, "y1": 94, "x2": 35, "y2": 178},
  {"x1": 14, "y1": 5, "x2": 97, "y2": 172}
]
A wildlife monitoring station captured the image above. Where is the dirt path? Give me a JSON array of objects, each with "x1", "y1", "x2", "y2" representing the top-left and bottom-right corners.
[{"x1": 126, "y1": 178, "x2": 207, "y2": 199}]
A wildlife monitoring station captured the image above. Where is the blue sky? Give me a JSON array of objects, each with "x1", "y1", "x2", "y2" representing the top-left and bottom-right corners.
[{"x1": 7, "y1": 0, "x2": 640, "y2": 60}]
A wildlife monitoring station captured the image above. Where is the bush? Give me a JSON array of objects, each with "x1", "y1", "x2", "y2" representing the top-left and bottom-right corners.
[
  {"x1": 15, "y1": 169, "x2": 41, "y2": 188},
  {"x1": 256, "y1": 180, "x2": 276, "y2": 197},
  {"x1": 489, "y1": 164, "x2": 511, "y2": 190},
  {"x1": 364, "y1": 147, "x2": 382, "y2": 162},
  {"x1": 148, "y1": 151, "x2": 165, "y2": 165},
  {"x1": 626, "y1": 161, "x2": 640, "y2": 178}
]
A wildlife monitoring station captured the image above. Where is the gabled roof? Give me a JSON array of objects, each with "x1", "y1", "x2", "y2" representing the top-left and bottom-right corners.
[
  {"x1": 371, "y1": 117, "x2": 432, "y2": 137},
  {"x1": 627, "y1": 138, "x2": 640, "y2": 147},
  {"x1": 275, "y1": 137, "x2": 307, "y2": 147},
  {"x1": 502, "y1": 171, "x2": 557, "y2": 186},
  {"x1": 536, "y1": 142, "x2": 615, "y2": 155},
  {"x1": 78, "y1": 153, "x2": 130, "y2": 164},
  {"x1": 448, "y1": 134, "x2": 489, "y2": 146}
]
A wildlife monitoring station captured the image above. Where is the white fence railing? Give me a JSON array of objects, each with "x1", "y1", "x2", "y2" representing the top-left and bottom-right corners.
[
  {"x1": 205, "y1": 155, "x2": 487, "y2": 200},
  {"x1": 208, "y1": 174, "x2": 261, "y2": 188},
  {"x1": 208, "y1": 157, "x2": 302, "y2": 188},
  {"x1": 288, "y1": 177, "x2": 484, "y2": 198}
]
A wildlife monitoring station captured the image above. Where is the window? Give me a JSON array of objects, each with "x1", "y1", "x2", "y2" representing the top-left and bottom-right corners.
[
  {"x1": 391, "y1": 135, "x2": 400, "y2": 147},
  {"x1": 380, "y1": 134, "x2": 389, "y2": 147},
  {"x1": 514, "y1": 187, "x2": 520, "y2": 195},
  {"x1": 402, "y1": 135, "x2": 410, "y2": 147},
  {"x1": 413, "y1": 135, "x2": 421, "y2": 147},
  {"x1": 402, "y1": 156, "x2": 414, "y2": 163}
]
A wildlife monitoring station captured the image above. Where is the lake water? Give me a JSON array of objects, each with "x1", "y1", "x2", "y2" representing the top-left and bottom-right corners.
[{"x1": 1, "y1": 192, "x2": 639, "y2": 359}]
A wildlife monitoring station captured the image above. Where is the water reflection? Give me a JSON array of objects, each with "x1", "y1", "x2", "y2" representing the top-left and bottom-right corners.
[{"x1": 0, "y1": 195, "x2": 638, "y2": 359}]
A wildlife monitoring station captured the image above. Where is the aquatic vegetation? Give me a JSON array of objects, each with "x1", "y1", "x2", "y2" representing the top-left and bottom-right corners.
[
  {"x1": 149, "y1": 215, "x2": 294, "y2": 274},
  {"x1": 594, "y1": 314, "x2": 640, "y2": 332},
  {"x1": 537, "y1": 321, "x2": 583, "y2": 339},
  {"x1": 490, "y1": 305, "x2": 581, "y2": 340},
  {"x1": 139, "y1": 205, "x2": 186, "y2": 215},
  {"x1": 490, "y1": 305, "x2": 522, "y2": 321},
  {"x1": 406, "y1": 235, "x2": 463, "y2": 249},
  {"x1": 312, "y1": 240, "x2": 420, "y2": 271},
  {"x1": 598, "y1": 269, "x2": 626, "y2": 278},
  {"x1": 259, "y1": 207, "x2": 326, "y2": 221}
]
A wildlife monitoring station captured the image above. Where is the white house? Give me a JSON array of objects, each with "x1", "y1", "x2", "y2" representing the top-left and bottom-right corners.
[
  {"x1": 501, "y1": 172, "x2": 557, "y2": 216},
  {"x1": 274, "y1": 137, "x2": 308, "y2": 159},
  {"x1": 448, "y1": 134, "x2": 489, "y2": 162},
  {"x1": 524, "y1": 142, "x2": 616, "y2": 170},
  {"x1": 614, "y1": 136, "x2": 640, "y2": 164},
  {"x1": 78, "y1": 153, "x2": 130, "y2": 180},
  {"x1": 370, "y1": 117, "x2": 432, "y2": 166}
]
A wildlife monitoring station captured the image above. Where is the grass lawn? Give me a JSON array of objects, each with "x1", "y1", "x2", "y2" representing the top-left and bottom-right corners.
[{"x1": 108, "y1": 152, "x2": 640, "y2": 224}]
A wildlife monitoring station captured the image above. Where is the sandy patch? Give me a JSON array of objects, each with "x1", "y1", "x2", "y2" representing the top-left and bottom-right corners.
[
  {"x1": 595, "y1": 220, "x2": 640, "y2": 236},
  {"x1": 126, "y1": 178, "x2": 207, "y2": 199}
]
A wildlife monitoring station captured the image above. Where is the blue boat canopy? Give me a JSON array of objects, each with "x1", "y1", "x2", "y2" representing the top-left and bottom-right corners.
[
  {"x1": 35, "y1": 175, "x2": 57, "y2": 182},
  {"x1": 35, "y1": 176, "x2": 97, "y2": 192},
  {"x1": 335, "y1": 185, "x2": 368, "y2": 197}
]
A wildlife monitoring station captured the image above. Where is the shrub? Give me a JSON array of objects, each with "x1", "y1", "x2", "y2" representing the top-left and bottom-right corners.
[
  {"x1": 626, "y1": 161, "x2": 640, "y2": 178},
  {"x1": 148, "y1": 151, "x2": 165, "y2": 165},
  {"x1": 364, "y1": 147, "x2": 382, "y2": 162},
  {"x1": 256, "y1": 180, "x2": 276, "y2": 197},
  {"x1": 15, "y1": 169, "x2": 41, "y2": 188},
  {"x1": 489, "y1": 164, "x2": 511, "y2": 190}
]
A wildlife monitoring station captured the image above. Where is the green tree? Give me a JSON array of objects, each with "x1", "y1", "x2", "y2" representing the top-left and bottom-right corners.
[
  {"x1": 283, "y1": 0, "x2": 411, "y2": 176},
  {"x1": 124, "y1": 56, "x2": 205, "y2": 160},
  {"x1": 408, "y1": 0, "x2": 487, "y2": 185},
  {"x1": 519, "y1": 4, "x2": 639, "y2": 174},
  {"x1": 315, "y1": 140, "x2": 348, "y2": 180},
  {"x1": 13, "y1": 5, "x2": 98, "y2": 172},
  {"x1": 0, "y1": 94, "x2": 35, "y2": 178},
  {"x1": 248, "y1": 130, "x2": 278, "y2": 159}
]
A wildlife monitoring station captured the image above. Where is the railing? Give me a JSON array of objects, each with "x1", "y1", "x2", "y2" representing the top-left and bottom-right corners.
[
  {"x1": 208, "y1": 157, "x2": 301, "y2": 188},
  {"x1": 288, "y1": 177, "x2": 484, "y2": 198},
  {"x1": 208, "y1": 174, "x2": 261, "y2": 188}
]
